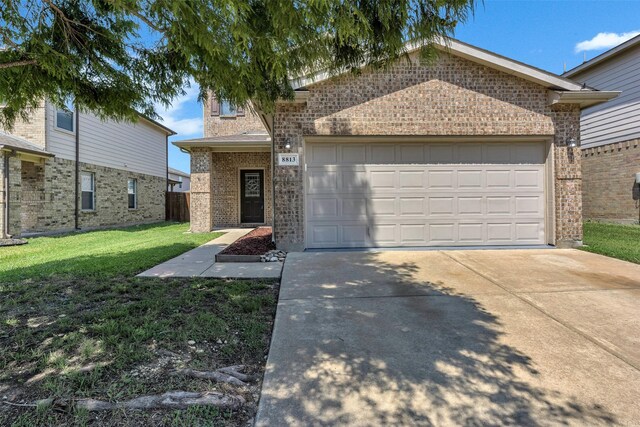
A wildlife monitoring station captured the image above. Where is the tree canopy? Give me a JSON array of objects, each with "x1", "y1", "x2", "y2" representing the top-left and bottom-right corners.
[{"x1": 0, "y1": 0, "x2": 475, "y2": 129}]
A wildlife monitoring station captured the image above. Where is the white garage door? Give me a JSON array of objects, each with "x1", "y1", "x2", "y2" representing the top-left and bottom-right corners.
[{"x1": 305, "y1": 141, "x2": 548, "y2": 248}]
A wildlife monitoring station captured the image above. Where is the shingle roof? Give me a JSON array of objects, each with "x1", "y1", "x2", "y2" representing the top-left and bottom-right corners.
[{"x1": 0, "y1": 131, "x2": 54, "y2": 157}]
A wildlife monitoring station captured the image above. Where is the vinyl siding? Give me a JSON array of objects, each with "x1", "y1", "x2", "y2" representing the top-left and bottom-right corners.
[
  {"x1": 569, "y1": 44, "x2": 640, "y2": 148},
  {"x1": 46, "y1": 102, "x2": 167, "y2": 178}
]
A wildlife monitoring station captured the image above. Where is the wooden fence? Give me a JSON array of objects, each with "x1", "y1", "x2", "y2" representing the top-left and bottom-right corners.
[{"x1": 166, "y1": 192, "x2": 190, "y2": 222}]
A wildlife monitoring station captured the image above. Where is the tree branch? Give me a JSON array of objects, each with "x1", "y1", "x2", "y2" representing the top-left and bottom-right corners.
[{"x1": 0, "y1": 59, "x2": 38, "y2": 69}]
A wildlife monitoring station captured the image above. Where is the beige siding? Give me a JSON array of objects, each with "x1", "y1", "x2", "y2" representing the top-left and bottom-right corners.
[
  {"x1": 570, "y1": 45, "x2": 640, "y2": 148},
  {"x1": 46, "y1": 102, "x2": 167, "y2": 178}
]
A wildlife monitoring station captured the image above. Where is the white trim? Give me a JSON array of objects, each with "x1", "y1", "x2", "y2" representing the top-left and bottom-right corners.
[
  {"x1": 547, "y1": 90, "x2": 620, "y2": 108},
  {"x1": 80, "y1": 171, "x2": 96, "y2": 212}
]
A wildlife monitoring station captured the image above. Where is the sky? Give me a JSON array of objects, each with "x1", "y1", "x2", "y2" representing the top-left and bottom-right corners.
[{"x1": 161, "y1": 0, "x2": 640, "y2": 174}]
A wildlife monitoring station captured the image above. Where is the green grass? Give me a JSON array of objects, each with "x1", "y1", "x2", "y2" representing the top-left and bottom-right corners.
[
  {"x1": 0, "y1": 223, "x2": 279, "y2": 426},
  {"x1": 0, "y1": 222, "x2": 221, "y2": 282},
  {"x1": 581, "y1": 222, "x2": 640, "y2": 264}
]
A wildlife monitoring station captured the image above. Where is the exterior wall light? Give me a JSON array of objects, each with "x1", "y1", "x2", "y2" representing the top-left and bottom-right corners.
[
  {"x1": 285, "y1": 143, "x2": 291, "y2": 149},
  {"x1": 567, "y1": 138, "x2": 578, "y2": 148}
]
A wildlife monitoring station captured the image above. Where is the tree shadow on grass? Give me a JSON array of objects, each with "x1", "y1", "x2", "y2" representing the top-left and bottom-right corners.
[{"x1": 257, "y1": 251, "x2": 620, "y2": 426}]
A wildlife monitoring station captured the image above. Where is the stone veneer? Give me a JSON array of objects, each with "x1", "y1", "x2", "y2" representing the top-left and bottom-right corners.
[
  {"x1": 189, "y1": 149, "x2": 272, "y2": 231},
  {"x1": 582, "y1": 139, "x2": 640, "y2": 223},
  {"x1": 0, "y1": 155, "x2": 165, "y2": 236},
  {"x1": 271, "y1": 53, "x2": 583, "y2": 250}
]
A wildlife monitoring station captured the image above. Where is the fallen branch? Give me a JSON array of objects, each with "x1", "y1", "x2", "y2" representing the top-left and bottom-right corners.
[
  {"x1": 216, "y1": 365, "x2": 254, "y2": 383},
  {"x1": 11, "y1": 391, "x2": 245, "y2": 412},
  {"x1": 173, "y1": 367, "x2": 249, "y2": 386}
]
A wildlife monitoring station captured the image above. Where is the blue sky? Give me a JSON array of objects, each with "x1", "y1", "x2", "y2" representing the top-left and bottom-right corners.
[{"x1": 162, "y1": 0, "x2": 640, "y2": 174}]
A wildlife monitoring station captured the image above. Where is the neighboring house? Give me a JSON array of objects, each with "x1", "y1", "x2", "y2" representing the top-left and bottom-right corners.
[
  {"x1": 564, "y1": 35, "x2": 640, "y2": 224},
  {"x1": 168, "y1": 167, "x2": 191, "y2": 192},
  {"x1": 175, "y1": 38, "x2": 617, "y2": 251},
  {"x1": 0, "y1": 101, "x2": 175, "y2": 238}
]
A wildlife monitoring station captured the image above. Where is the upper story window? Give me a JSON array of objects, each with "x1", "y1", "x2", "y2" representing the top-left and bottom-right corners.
[
  {"x1": 220, "y1": 100, "x2": 237, "y2": 117},
  {"x1": 56, "y1": 99, "x2": 75, "y2": 132},
  {"x1": 210, "y1": 96, "x2": 244, "y2": 118}
]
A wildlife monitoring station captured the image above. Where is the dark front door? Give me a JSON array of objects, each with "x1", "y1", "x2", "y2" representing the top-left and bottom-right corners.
[{"x1": 240, "y1": 170, "x2": 264, "y2": 223}]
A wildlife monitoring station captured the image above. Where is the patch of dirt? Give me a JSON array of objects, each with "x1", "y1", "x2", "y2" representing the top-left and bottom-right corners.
[{"x1": 219, "y1": 227, "x2": 276, "y2": 256}]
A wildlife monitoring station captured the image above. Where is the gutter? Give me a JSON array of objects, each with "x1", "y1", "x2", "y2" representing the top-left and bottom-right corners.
[{"x1": 547, "y1": 90, "x2": 620, "y2": 109}]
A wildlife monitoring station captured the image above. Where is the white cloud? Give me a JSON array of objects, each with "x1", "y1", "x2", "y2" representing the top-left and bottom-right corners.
[
  {"x1": 575, "y1": 30, "x2": 640, "y2": 53},
  {"x1": 155, "y1": 80, "x2": 203, "y2": 137}
]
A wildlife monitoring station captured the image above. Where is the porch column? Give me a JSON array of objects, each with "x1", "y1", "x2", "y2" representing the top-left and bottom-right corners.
[
  {"x1": 0, "y1": 153, "x2": 22, "y2": 237},
  {"x1": 189, "y1": 148, "x2": 213, "y2": 232}
]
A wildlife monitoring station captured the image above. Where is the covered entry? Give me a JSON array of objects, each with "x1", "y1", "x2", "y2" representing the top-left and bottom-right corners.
[{"x1": 304, "y1": 139, "x2": 550, "y2": 248}]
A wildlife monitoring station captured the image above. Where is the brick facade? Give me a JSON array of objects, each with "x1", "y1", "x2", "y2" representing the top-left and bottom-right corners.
[
  {"x1": 0, "y1": 155, "x2": 165, "y2": 236},
  {"x1": 582, "y1": 139, "x2": 640, "y2": 223},
  {"x1": 0, "y1": 101, "x2": 47, "y2": 149},
  {"x1": 189, "y1": 149, "x2": 272, "y2": 231},
  {"x1": 203, "y1": 97, "x2": 266, "y2": 137},
  {"x1": 272, "y1": 53, "x2": 583, "y2": 250}
]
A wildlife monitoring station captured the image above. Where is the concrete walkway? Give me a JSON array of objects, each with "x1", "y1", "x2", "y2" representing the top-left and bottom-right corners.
[
  {"x1": 256, "y1": 249, "x2": 640, "y2": 426},
  {"x1": 137, "y1": 229, "x2": 282, "y2": 279}
]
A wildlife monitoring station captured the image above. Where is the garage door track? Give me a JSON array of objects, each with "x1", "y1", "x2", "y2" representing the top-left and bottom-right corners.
[{"x1": 256, "y1": 249, "x2": 640, "y2": 426}]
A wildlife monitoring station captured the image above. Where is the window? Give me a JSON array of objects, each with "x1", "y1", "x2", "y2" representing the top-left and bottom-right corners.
[
  {"x1": 56, "y1": 100, "x2": 75, "y2": 132},
  {"x1": 219, "y1": 100, "x2": 237, "y2": 117},
  {"x1": 81, "y1": 172, "x2": 95, "y2": 211},
  {"x1": 128, "y1": 178, "x2": 137, "y2": 209}
]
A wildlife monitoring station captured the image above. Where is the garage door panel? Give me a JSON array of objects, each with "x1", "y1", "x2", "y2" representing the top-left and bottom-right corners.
[{"x1": 305, "y1": 141, "x2": 547, "y2": 248}]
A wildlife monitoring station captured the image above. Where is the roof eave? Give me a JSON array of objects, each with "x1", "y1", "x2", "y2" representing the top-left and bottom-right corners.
[
  {"x1": 0, "y1": 145, "x2": 55, "y2": 158},
  {"x1": 548, "y1": 90, "x2": 621, "y2": 109},
  {"x1": 564, "y1": 34, "x2": 640, "y2": 77}
]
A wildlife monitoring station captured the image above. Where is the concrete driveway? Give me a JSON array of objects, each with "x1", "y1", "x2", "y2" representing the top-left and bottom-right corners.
[{"x1": 256, "y1": 249, "x2": 640, "y2": 426}]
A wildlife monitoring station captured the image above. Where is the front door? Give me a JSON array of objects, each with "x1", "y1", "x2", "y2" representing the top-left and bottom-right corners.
[{"x1": 240, "y1": 170, "x2": 265, "y2": 223}]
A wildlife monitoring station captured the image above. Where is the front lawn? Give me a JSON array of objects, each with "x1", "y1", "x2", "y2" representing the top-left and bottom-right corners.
[
  {"x1": 581, "y1": 222, "x2": 640, "y2": 264},
  {"x1": 0, "y1": 223, "x2": 279, "y2": 426}
]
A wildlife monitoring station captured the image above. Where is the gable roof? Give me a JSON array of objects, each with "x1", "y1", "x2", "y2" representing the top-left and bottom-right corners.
[
  {"x1": 564, "y1": 34, "x2": 640, "y2": 77},
  {"x1": 292, "y1": 37, "x2": 588, "y2": 92},
  {"x1": 0, "y1": 131, "x2": 53, "y2": 158}
]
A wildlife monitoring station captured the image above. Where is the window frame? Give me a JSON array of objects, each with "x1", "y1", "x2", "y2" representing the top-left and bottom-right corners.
[
  {"x1": 128, "y1": 178, "x2": 137, "y2": 210},
  {"x1": 55, "y1": 102, "x2": 75, "y2": 133},
  {"x1": 81, "y1": 172, "x2": 96, "y2": 211},
  {"x1": 219, "y1": 100, "x2": 237, "y2": 117}
]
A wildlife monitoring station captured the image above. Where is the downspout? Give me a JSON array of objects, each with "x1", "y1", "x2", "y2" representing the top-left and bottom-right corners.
[
  {"x1": 271, "y1": 117, "x2": 276, "y2": 246},
  {"x1": 74, "y1": 105, "x2": 80, "y2": 230}
]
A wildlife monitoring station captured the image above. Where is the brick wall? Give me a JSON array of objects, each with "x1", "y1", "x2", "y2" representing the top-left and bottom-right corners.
[
  {"x1": 272, "y1": 53, "x2": 583, "y2": 250},
  {"x1": 1, "y1": 156, "x2": 166, "y2": 236},
  {"x1": 0, "y1": 101, "x2": 47, "y2": 149},
  {"x1": 189, "y1": 149, "x2": 272, "y2": 231},
  {"x1": 582, "y1": 139, "x2": 640, "y2": 223},
  {"x1": 211, "y1": 152, "x2": 272, "y2": 226},
  {"x1": 203, "y1": 95, "x2": 267, "y2": 137}
]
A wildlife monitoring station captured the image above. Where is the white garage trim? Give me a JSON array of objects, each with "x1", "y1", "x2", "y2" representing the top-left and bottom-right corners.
[{"x1": 303, "y1": 136, "x2": 554, "y2": 249}]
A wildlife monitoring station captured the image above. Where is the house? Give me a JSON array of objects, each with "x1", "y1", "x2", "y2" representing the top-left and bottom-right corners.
[
  {"x1": 174, "y1": 38, "x2": 618, "y2": 251},
  {"x1": 564, "y1": 35, "x2": 640, "y2": 224},
  {"x1": 168, "y1": 167, "x2": 191, "y2": 192},
  {"x1": 0, "y1": 100, "x2": 175, "y2": 238}
]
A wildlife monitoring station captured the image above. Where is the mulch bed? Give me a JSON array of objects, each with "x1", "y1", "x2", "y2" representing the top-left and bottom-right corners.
[{"x1": 219, "y1": 227, "x2": 275, "y2": 256}]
